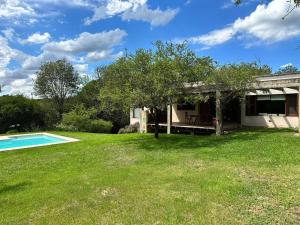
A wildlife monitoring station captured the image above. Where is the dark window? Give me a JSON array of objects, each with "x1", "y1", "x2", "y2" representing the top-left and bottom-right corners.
[
  {"x1": 256, "y1": 95, "x2": 285, "y2": 115},
  {"x1": 286, "y1": 94, "x2": 298, "y2": 116},
  {"x1": 246, "y1": 95, "x2": 290, "y2": 116},
  {"x1": 177, "y1": 101, "x2": 196, "y2": 111},
  {"x1": 133, "y1": 108, "x2": 141, "y2": 118}
]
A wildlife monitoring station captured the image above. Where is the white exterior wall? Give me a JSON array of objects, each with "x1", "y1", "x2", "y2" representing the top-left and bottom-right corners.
[
  {"x1": 241, "y1": 100, "x2": 299, "y2": 128},
  {"x1": 171, "y1": 103, "x2": 199, "y2": 123},
  {"x1": 242, "y1": 115, "x2": 298, "y2": 128},
  {"x1": 130, "y1": 109, "x2": 140, "y2": 125}
]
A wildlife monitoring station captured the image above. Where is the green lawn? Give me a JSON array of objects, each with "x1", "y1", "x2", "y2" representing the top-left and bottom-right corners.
[{"x1": 0, "y1": 130, "x2": 300, "y2": 225}]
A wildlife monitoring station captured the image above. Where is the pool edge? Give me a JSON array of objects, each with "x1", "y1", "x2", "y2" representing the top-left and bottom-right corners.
[{"x1": 0, "y1": 132, "x2": 79, "y2": 152}]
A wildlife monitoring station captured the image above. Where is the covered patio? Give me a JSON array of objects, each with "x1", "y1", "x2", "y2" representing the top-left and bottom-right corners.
[{"x1": 134, "y1": 73, "x2": 300, "y2": 134}]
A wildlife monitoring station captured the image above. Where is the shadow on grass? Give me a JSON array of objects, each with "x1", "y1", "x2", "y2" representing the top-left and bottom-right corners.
[
  {"x1": 125, "y1": 128, "x2": 294, "y2": 152},
  {"x1": 0, "y1": 182, "x2": 31, "y2": 194}
]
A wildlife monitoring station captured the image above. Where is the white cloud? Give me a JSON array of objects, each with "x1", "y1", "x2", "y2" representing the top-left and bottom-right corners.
[
  {"x1": 2, "y1": 28, "x2": 15, "y2": 41},
  {"x1": 280, "y1": 63, "x2": 293, "y2": 68},
  {"x1": 0, "y1": 35, "x2": 35, "y2": 95},
  {"x1": 0, "y1": 29, "x2": 127, "y2": 95},
  {"x1": 84, "y1": 0, "x2": 178, "y2": 26},
  {"x1": 84, "y1": 0, "x2": 147, "y2": 24},
  {"x1": 188, "y1": 27, "x2": 236, "y2": 47},
  {"x1": 73, "y1": 64, "x2": 88, "y2": 75},
  {"x1": 0, "y1": 0, "x2": 35, "y2": 18},
  {"x1": 1, "y1": 0, "x2": 177, "y2": 27},
  {"x1": 0, "y1": 0, "x2": 97, "y2": 25},
  {"x1": 121, "y1": 5, "x2": 179, "y2": 27},
  {"x1": 20, "y1": 32, "x2": 51, "y2": 45},
  {"x1": 0, "y1": 36, "x2": 27, "y2": 74},
  {"x1": 186, "y1": 0, "x2": 300, "y2": 48},
  {"x1": 43, "y1": 29, "x2": 126, "y2": 58}
]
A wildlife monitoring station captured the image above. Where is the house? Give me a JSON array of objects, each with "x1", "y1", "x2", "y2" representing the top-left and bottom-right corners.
[{"x1": 130, "y1": 73, "x2": 300, "y2": 133}]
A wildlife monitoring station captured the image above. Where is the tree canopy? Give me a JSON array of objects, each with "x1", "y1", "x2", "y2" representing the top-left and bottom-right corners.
[
  {"x1": 205, "y1": 63, "x2": 271, "y2": 135},
  {"x1": 275, "y1": 65, "x2": 299, "y2": 75},
  {"x1": 99, "y1": 41, "x2": 272, "y2": 137},
  {"x1": 34, "y1": 59, "x2": 80, "y2": 117},
  {"x1": 99, "y1": 41, "x2": 214, "y2": 138}
]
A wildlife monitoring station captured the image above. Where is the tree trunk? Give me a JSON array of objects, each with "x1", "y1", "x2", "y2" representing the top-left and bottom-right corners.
[
  {"x1": 154, "y1": 108, "x2": 160, "y2": 139},
  {"x1": 56, "y1": 99, "x2": 64, "y2": 120},
  {"x1": 216, "y1": 90, "x2": 224, "y2": 136}
]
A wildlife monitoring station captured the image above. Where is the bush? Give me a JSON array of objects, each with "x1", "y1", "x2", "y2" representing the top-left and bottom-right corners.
[
  {"x1": 6, "y1": 129, "x2": 19, "y2": 135},
  {"x1": 58, "y1": 105, "x2": 112, "y2": 133},
  {"x1": 38, "y1": 99, "x2": 61, "y2": 128},
  {"x1": 86, "y1": 120, "x2": 112, "y2": 133},
  {"x1": 0, "y1": 95, "x2": 45, "y2": 134},
  {"x1": 118, "y1": 123, "x2": 140, "y2": 134}
]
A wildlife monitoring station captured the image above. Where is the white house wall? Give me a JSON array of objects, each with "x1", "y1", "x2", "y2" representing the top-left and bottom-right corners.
[
  {"x1": 171, "y1": 103, "x2": 199, "y2": 123},
  {"x1": 241, "y1": 100, "x2": 299, "y2": 128},
  {"x1": 242, "y1": 115, "x2": 298, "y2": 128}
]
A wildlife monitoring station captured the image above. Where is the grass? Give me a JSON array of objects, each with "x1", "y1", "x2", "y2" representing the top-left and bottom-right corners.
[{"x1": 0, "y1": 129, "x2": 300, "y2": 225}]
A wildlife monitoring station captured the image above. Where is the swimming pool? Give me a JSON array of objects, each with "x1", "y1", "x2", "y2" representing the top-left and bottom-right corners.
[{"x1": 0, "y1": 133, "x2": 78, "y2": 152}]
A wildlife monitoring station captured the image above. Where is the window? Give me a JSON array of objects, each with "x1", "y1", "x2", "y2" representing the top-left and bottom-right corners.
[
  {"x1": 246, "y1": 94, "x2": 299, "y2": 116},
  {"x1": 286, "y1": 94, "x2": 298, "y2": 116},
  {"x1": 177, "y1": 101, "x2": 196, "y2": 111},
  {"x1": 256, "y1": 95, "x2": 286, "y2": 115},
  {"x1": 133, "y1": 108, "x2": 141, "y2": 119},
  {"x1": 246, "y1": 95, "x2": 292, "y2": 116}
]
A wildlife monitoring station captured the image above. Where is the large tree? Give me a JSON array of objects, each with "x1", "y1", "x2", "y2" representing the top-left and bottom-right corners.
[
  {"x1": 99, "y1": 41, "x2": 214, "y2": 138},
  {"x1": 34, "y1": 59, "x2": 80, "y2": 117},
  {"x1": 205, "y1": 63, "x2": 271, "y2": 135},
  {"x1": 275, "y1": 65, "x2": 298, "y2": 75}
]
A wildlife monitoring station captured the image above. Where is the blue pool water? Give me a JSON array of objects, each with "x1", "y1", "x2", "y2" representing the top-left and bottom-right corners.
[{"x1": 0, "y1": 134, "x2": 70, "y2": 151}]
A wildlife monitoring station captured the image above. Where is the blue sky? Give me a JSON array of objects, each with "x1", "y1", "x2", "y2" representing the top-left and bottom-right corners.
[{"x1": 0, "y1": 0, "x2": 300, "y2": 95}]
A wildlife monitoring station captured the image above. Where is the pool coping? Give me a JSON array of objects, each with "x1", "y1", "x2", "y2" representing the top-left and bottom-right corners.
[{"x1": 0, "y1": 132, "x2": 79, "y2": 152}]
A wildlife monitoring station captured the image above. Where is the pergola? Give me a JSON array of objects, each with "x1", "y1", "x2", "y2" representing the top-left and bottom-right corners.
[{"x1": 165, "y1": 74, "x2": 300, "y2": 134}]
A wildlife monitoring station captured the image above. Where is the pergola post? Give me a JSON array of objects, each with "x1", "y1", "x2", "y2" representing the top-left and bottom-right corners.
[
  {"x1": 240, "y1": 95, "x2": 246, "y2": 128},
  {"x1": 167, "y1": 104, "x2": 172, "y2": 134},
  {"x1": 216, "y1": 90, "x2": 223, "y2": 136}
]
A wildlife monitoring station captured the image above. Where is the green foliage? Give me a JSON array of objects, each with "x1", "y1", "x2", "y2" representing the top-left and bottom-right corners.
[
  {"x1": 58, "y1": 105, "x2": 112, "y2": 133},
  {"x1": 75, "y1": 79, "x2": 128, "y2": 132},
  {"x1": 37, "y1": 99, "x2": 61, "y2": 128},
  {"x1": 275, "y1": 65, "x2": 299, "y2": 75},
  {"x1": 0, "y1": 95, "x2": 45, "y2": 133},
  {"x1": 99, "y1": 41, "x2": 214, "y2": 137},
  {"x1": 205, "y1": 62, "x2": 271, "y2": 99},
  {"x1": 118, "y1": 123, "x2": 140, "y2": 134},
  {"x1": 86, "y1": 120, "x2": 113, "y2": 133},
  {"x1": 203, "y1": 62, "x2": 271, "y2": 135},
  {"x1": 6, "y1": 129, "x2": 19, "y2": 134},
  {"x1": 34, "y1": 59, "x2": 80, "y2": 116},
  {"x1": 76, "y1": 80, "x2": 101, "y2": 109}
]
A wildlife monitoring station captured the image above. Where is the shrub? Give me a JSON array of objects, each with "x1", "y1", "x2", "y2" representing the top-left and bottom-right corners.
[
  {"x1": 58, "y1": 105, "x2": 112, "y2": 133},
  {"x1": 85, "y1": 120, "x2": 112, "y2": 133},
  {"x1": 0, "y1": 95, "x2": 45, "y2": 134},
  {"x1": 118, "y1": 123, "x2": 140, "y2": 134},
  {"x1": 6, "y1": 129, "x2": 19, "y2": 134},
  {"x1": 38, "y1": 99, "x2": 61, "y2": 128}
]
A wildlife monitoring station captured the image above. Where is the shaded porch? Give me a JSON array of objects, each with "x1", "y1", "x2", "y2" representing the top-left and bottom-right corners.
[{"x1": 146, "y1": 97, "x2": 241, "y2": 134}]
